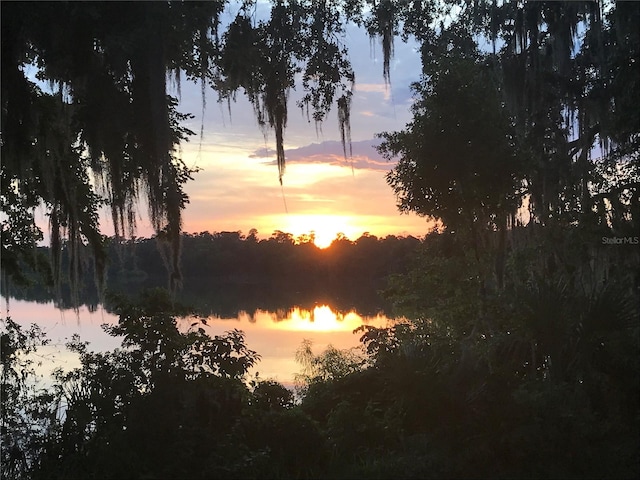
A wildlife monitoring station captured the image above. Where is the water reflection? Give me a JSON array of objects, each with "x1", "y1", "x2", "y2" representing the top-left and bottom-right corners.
[
  {"x1": 188, "y1": 305, "x2": 393, "y2": 386},
  {"x1": 235, "y1": 305, "x2": 390, "y2": 332},
  {"x1": 4, "y1": 299, "x2": 395, "y2": 387}
]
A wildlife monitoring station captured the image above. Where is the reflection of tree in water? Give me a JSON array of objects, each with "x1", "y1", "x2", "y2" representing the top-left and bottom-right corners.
[
  {"x1": 5, "y1": 231, "x2": 419, "y2": 317},
  {"x1": 5, "y1": 268, "x2": 393, "y2": 318}
]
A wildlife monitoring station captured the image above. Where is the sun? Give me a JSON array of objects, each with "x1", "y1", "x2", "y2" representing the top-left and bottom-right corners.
[
  {"x1": 285, "y1": 214, "x2": 357, "y2": 249},
  {"x1": 312, "y1": 230, "x2": 336, "y2": 249}
]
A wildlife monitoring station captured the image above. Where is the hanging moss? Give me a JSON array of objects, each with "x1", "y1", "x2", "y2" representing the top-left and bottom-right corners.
[
  {"x1": 337, "y1": 94, "x2": 353, "y2": 159},
  {"x1": 365, "y1": 0, "x2": 397, "y2": 85},
  {"x1": 219, "y1": 2, "x2": 357, "y2": 183},
  {"x1": 1, "y1": 2, "x2": 216, "y2": 302}
]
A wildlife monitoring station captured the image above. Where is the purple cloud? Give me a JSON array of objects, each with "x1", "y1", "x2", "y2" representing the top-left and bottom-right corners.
[{"x1": 250, "y1": 139, "x2": 394, "y2": 171}]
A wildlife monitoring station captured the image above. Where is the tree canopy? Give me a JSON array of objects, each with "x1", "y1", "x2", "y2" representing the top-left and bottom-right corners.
[
  {"x1": 2, "y1": 0, "x2": 638, "y2": 301},
  {"x1": 378, "y1": 0, "x2": 638, "y2": 313},
  {"x1": 382, "y1": 0, "x2": 638, "y2": 231}
]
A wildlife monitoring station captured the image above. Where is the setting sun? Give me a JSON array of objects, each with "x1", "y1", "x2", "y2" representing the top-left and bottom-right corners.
[
  {"x1": 283, "y1": 214, "x2": 358, "y2": 248},
  {"x1": 312, "y1": 232, "x2": 337, "y2": 249}
]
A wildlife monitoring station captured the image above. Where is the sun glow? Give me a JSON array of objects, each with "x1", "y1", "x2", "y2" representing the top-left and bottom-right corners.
[
  {"x1": 283, "y1": 214, "x2": 358, "y2": 248},
  {"x1": 253, "y1": 305, "x2": 388, "y2": 332}
]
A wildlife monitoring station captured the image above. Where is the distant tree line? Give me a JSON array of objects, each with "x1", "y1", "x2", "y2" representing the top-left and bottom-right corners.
[
  {"x1": 4, "y1": 230, "x2": 422, "y2": 316},
  {"x1": 114, "y1": 230, "x2": 421, "y2": 286}
]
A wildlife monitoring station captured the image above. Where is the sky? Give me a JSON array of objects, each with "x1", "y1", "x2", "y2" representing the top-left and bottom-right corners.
[
  {"x1": 147, "y1": 21, "x2": 432, "y2": 248},
  {"x1": 24, "y1": 14, "x2": 434, "y2": 249}
]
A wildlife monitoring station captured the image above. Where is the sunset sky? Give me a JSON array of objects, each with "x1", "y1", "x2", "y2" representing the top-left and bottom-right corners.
[
  {"x1": 149, "y1": 23, "x2": 431, "y2": 247},
  {"x1": 25, "y1": 17, "x2": 432, "y2": 248}
]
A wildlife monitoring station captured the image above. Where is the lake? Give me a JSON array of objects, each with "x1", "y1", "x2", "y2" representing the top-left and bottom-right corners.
[{"x1": 2, "y1": 296, "x2": 398, "y2": 389}]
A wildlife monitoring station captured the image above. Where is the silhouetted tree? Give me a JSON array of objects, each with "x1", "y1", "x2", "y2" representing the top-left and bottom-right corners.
[{"x1": 2, "y1": 0, "x2": 412, "y2": 299}]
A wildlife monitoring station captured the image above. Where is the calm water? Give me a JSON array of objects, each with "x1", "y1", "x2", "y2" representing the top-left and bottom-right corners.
[{"x1": 2, "y1": 298, "x2": 396, "y2": 388}]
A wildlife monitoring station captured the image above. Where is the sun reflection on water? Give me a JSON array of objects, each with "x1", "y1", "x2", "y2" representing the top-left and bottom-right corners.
[
  {"x1": 5, "y1": 300, "x2": 398, "y2": 390},
  {"x1": 242, "y1": 305, "x2": 389, "y2": 332}
]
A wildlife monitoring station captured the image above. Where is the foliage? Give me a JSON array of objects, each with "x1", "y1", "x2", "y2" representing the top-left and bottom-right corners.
[
  {"x1": 381, "y1": 38, "x2": 522, "y2": 233},
  {"x1": 103, "y1": 289, "x2": 260, "y2": 380},
  {"x1": 370, "y1": 227, "x2": 639, "y2": 478},
  {"x1": 0, "y1": 319, "x2": 56, "y2": 480},
  {"x1": 249, "y1": 379, "x2": 295, "y2": 411},
  {"x1": 294, "y1": 339, "x2": 366, "y2": 396},
  {"x1": 0, "y1": 289, "x2": 359, "y2": 479},
  {"x1": 367, "y1": 7, "x2": 640, "y2": 475},
  {"x1": 2, "y1": 1, "x2": 208, "y2": 294},
  {"x1": 234, "y1": 406, "x2": 327, "y2": 479}
]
